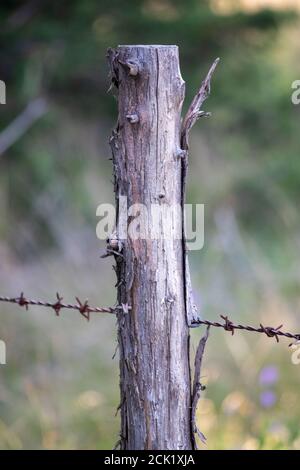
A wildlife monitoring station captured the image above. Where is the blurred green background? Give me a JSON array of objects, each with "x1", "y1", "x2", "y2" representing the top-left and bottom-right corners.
[{"x1": 1, "y1": 0, "x2": 300, "y2": 450}]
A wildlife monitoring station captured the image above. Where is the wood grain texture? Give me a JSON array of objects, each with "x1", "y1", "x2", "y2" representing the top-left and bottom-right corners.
[{"x1": 109, "y1": 45, "x2": 192, "y2": 450}]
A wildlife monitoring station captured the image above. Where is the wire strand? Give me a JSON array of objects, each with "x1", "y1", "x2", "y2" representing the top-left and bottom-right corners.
[{"x1": 0, "y1": 293, "x2": 299, "y2": 344}]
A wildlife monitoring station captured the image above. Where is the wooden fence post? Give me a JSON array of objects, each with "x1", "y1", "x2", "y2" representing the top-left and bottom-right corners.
[{"x1": 107, "y1": 45, "x2": 217, "y2": 450}]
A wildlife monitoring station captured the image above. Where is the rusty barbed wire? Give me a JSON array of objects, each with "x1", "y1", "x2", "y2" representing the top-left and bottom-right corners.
[
  {"x1": 0, "y1": 293, "x2": 129, "y2": 321},
  {"x1": 0, "y1": 293, "x2": 299, "y2": 345}
]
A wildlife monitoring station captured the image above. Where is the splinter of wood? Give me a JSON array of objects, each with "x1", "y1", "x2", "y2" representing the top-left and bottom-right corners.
[
  {"x1": 126, "y1": 113, "x2": 139, "y2": 124},
  {"x1": 118, "y1": 59, "x2": 140, "y2": 76},
  {"x1": 181, "y1": 58, "x2": 219, "y2": 151}
]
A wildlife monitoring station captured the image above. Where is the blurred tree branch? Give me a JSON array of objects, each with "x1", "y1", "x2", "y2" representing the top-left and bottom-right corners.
[{"x1": 7, "y1": 0, "x2": 46, "y2": 30}]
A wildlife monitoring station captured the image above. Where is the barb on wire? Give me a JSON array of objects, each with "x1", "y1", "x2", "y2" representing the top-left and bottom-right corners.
[
  {"x1": 0, "y1": 293, "x2": 299, "y2": 344},
  {"x1": 0, "y1": 293, "x2": 128, "y2": 320}
]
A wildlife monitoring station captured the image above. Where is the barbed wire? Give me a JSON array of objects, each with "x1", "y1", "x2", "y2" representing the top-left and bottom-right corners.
[
  {"x1": 0, "y1": 293, "x2": 299, "y2": 345},
  {"x1": 0, "y1": 293, "x2": 129, "y2": 321}
]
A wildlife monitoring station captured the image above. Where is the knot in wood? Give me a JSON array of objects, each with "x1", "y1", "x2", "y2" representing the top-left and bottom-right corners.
[
  {"x1": 126, "y1": 113, "x2": 139, "y2": 124},
  {"x1": 176, "y1": 148, "x2": 187, "y2": 159},
  {"x1": 107, "y1": 231, "x2": 122, "y2": 252},
  {"x1": 118, "y1": 59, "x2": 140, "y2": 76}
]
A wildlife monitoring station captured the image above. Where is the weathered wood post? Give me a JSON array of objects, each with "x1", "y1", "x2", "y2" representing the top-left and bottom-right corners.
[{"x1": 107, "y1": 45, "x2": 218, "y2": 450}]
